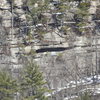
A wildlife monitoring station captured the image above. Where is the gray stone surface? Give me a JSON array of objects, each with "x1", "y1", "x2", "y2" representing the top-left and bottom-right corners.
[{"x1": 0, "y1": 0, "x2": 100, "y2": 100}]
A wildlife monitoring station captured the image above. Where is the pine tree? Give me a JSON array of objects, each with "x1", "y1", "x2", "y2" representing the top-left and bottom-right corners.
[
  {"x1": 0, "y1": 71, "x2": 18, "y2": 100},
  {"x1": 20, "y1": 61, "x2": 49, "y2": 100}
]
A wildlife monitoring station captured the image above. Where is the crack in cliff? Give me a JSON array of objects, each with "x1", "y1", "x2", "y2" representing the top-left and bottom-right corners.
[{"x1": 36, "y1": 44, "x2": 99, "y2": 53}]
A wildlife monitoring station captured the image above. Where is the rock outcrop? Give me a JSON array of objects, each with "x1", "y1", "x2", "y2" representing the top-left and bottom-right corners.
[{"x1": 0, "y1": 0, "x2": 100, "y2": 100}]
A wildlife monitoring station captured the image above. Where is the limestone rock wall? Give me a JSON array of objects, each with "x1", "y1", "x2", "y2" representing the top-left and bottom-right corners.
[
  {"x1": 0, "y1": 0, "x2": 26, "y2": 77},
  {"x1": 0, "y1": 0, "x2": 100, "y2": 99}
]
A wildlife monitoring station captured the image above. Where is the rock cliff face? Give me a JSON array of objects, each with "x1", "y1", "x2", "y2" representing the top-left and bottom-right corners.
[
  {"x1": 0, "y1": 0, "x2": 26, "y2": 77},
  {"x1": 0, "y1": 0, "x2": 100, "y2": 99}
]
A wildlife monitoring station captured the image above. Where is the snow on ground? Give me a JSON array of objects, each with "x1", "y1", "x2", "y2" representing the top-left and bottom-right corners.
[
  {"x1": 63, "y1": 87, "x2": 100, "y2": 100},
  {"x1": 64, "y1": 95, "x2": 78, "y2": 100},
  {"x1": 45, "y1": 75, "x2": 100, "y2": 97}
]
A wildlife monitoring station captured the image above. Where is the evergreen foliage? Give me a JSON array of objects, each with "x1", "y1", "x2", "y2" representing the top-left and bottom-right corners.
[
  {"x1": 22, "y1": 0, "x2": 94, "y2": 38},
  {"x1": 0, "y1": 63, "x2": 49, "y2": 100},
  {"x1": 20, "y1": 61, "x2": 49, "y2": 100},
  {"x1": 0, "y1": 71, "x2": 18, "y2": 100}
]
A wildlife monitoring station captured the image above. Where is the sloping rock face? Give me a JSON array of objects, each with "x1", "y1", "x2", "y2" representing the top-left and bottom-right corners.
[{"x1": 0, "y1": 0, "x2": 100, "y2": 99}]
